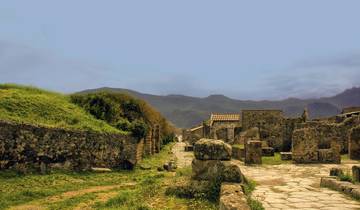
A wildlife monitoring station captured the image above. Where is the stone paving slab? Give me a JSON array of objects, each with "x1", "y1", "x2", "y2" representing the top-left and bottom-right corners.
[{"x1": 238, "y1": 162, "x2": 360, "y2": 210}]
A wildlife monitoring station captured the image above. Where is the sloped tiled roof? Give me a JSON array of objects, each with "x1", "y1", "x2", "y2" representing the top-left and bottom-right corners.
[{"x1": 210, "y1": 113, "x2": 241, "y2": 124}]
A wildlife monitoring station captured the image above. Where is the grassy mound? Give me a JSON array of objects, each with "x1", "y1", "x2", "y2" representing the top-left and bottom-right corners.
[
  {"x1": 71, "y1": 92, "x2": 175, "y2": 140},
  {"x1": 0, "y1": 84, "x2": 121, "y2": 133}
]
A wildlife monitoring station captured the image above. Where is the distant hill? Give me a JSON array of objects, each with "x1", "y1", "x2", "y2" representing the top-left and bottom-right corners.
[{"x1": 79, "y1": 87, "x2": 360, "y2": 128}]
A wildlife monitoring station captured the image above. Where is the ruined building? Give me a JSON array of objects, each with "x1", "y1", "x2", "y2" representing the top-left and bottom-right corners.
[{"x1": 184, "y1": 106, "x2": 360, "y2": 163}]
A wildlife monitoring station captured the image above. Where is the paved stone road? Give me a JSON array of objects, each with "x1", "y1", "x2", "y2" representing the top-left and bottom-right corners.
[
  {"x1": 172, "y1": 141, "x2": 193, "y2": 168},
  {"x1": 240, "y1": 163, "x2": 360, "y2": 210},
  {"x1": 173, "y1": 142, "x2": 360, "y2": 209}
]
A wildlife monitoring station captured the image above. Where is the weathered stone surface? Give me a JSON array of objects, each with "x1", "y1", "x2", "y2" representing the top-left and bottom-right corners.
[
  {"x1": 192, "y1": 159, "x2": 243, "y2": 183},
  {"x1": 232, "y1": 147, "x2": 245, "y2": 160},
  {"x1": 350, "y1": 126, "x2": 360, "y2": 160},
  {"x1": 280, "y1": 152, "x2": 292, "y2": 160},
  {"x1": 262, "y1": 147, "x2": 274, "y2": 157},
  {"x1": 0, "y1": 120, "x2": 141, "y2": 172},
  {"x1": 194, "y1": 139, "x2": 232, "y2": 160},
  {"x1": 242, "y1": 110, "x2": 284, "y2": 151},
  {"x1": 353, "y1": 165, "x2": 360, "y2": 182},
  {"x1": 318, "y1": 149, "x2": 340, "y2": 164},
  {"x1": 330, "y1": 167, "x2": 344, "y2": 177},
  {"x1": 352, "y1": 188, "x2": 360, "y2": 199},
  {"x1": 219, "y1": 183, "x2": 250, "y2": 210},
  {"x1": 292, "y1": 128, "x2": 318, "y2": 163},
  {"x1": 245, "y1": 140, "x2": 262, "y2": 165},
  {"x1": 165, "y1": 179, "x2": 212, "y2": 199}
]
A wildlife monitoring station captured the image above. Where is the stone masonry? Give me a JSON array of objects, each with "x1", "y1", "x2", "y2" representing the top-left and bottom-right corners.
[
  {"x1": 349, "y1": 126, "x2": 360, "y2": 160},
  {"x1": 0, "y1": 120, "x2": 146, "y2": 172},
  {"x1": 245, "y1": 140, "x2": 262, "y2": 165}
]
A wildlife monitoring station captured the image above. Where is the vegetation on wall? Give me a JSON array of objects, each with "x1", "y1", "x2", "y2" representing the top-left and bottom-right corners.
[
  {"x1": 0, "y1": 84, "x2": 120, "y2": 133},
  {"x1": 70, "y1": 92, "x2": 175, "y2": 140}
]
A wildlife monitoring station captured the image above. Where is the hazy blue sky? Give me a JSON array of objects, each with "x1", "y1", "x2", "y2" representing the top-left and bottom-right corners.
[{"x1": 1, "y1": 1, "x2": 360, "y2": 100}]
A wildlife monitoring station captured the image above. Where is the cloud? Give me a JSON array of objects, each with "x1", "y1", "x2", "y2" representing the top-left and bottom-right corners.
[
  {"x1": 0, "y1": 41, "x2": 111, "y2": 92},
  {"x1": 264, "y1": 53, "x2": 360, "y2": 99}
]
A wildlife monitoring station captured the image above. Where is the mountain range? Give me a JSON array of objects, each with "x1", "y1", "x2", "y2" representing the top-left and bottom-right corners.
[{"x1": 80, "y1": 87, "x2": 360, "y2": 128}]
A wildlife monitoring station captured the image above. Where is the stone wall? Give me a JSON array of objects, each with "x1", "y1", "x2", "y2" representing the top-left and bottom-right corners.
[
  {"x1": 242, "y1": 110, "x2": 284, "y2": 151},
  {"x1": 296, "y1": 115, "x2": 359, "y2": 154},
  {"x1": 349, "y1": 126, "x2": 360, "y2": 160},
  {"x1": 182, "y1": 125, "x2": 203, "y2": 145},
  {"x1": 0, "y1": 120, "x2": 143, "y2": 172},
  {"x1": 283, "y1": 118, "x2": 304, "y2": 152},
  {"x1": 292, "y1": 128, "x2": 341, "y2": 163}
]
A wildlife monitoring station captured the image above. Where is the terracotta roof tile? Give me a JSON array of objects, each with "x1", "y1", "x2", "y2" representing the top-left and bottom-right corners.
[{"x1": 210, "y1": 114, "x2": 241, "y2": 122}]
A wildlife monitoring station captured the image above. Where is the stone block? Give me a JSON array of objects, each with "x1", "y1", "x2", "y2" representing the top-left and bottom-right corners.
[
  {"x1": 329, "y1": 167, "x2": 344, "y2": 177},
  {"x1": 219, "y1": 183, "x2": 250, "y2": 210},
  {"x1": 192, "y1": 159, "x2": 243, "y2": 183},
  {"x1": 292, "y1": 128, "x2": 319, "y2": 163},
  {"x1": 318, "y1": 149, "x2": 340, "y2": 164},
  {"x1": 352, "y1": 165, "x2": 360, "y2": 182},
  {"x1": 245, "y1": 140, "x2": 262, "y2": 165},
  {"x1": 194, "y1": 139, "x2": 232, "y2": 160},
  {"x1": 262, "y1": 147, "x2": 274, "y2": 157},
  {"x1": 352, "y1": 188, "x2": 360, "y2": 199},
  {"x1": 350, "y1": 126, "x2": 360, "y2": 160},
  {"x1": 280, "y1": 152, "x2": 292, "y2": 160}
]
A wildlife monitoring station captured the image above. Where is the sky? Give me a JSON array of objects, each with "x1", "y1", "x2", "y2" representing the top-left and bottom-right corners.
[{"x1": 1, "y1": 0, "x2": 360, "y2": 100}]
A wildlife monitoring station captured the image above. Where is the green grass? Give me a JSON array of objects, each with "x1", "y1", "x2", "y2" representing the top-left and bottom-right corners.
[
  {"x1": 243, "y1": 180, "x2": 265, "y2": 210},
  {"x1": 0, "y1": 84, "x2": 122, "y2": 133},
  {"x1": 0, "y1": 144, "x2": 216, "y2": 210},
  {"x1": 262, "y1": 153, "x2": 291, "y2": 165},
  {"x1": 232, "y1": 144, "x2": 244, "y2": 149}
]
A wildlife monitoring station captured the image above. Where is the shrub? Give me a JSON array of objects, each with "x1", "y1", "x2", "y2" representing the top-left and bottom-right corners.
[
  {"x1": 162, "y1": 133, "x2": 176, "y2": 146},
  {"x1": 130, "y1": 120, "x2": 148, "y2": 139},
  {"x1": 339, "y1": 173, "x2": 353, "y2": 183},
  {"x1": 115, "y1": 118, "x2": 132, "y2": 131}
]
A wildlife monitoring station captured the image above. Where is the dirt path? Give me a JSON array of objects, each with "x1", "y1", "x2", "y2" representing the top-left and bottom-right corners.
[
  {"x1": 240, "y1": 162, "x2": 360, "y2": 210},
  {"x1": 10, "y1": 183, "x2": 136, "y2": 210},
  {"x1": 172, "y1": 142, "x2": 193, "y2": 168}
]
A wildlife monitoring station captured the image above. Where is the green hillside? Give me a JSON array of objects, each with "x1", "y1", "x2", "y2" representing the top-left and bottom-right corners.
[{"x1": 0, "y1": 84, "x2": 121, "y2": 133}]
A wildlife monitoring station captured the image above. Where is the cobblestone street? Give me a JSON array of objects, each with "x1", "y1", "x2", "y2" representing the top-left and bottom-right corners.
[{"x1": 240, "y1": 162, "x2": 360, "y2": 210}]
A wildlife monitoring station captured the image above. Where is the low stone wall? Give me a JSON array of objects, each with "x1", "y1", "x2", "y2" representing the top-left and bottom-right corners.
[
  {"x1": 320, "y1": 177, "x2": 360, "y2": 200},
  {"x1": 0, "y1": 120, "x2": 142, "y2": 172}
]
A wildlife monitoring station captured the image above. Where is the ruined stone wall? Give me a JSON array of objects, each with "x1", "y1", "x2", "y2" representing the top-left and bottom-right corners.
[
  {"x1": 292, "y1": 127, "x2": 341, "y2": 163},
  {"x1": 283, "y1": 118, "x2": 304, "y2": 152},
  {"x1": 296, "y1": 115, "x2": 359, "y2": 154},
  {"x1": 349, "y1": 126, "x2": 360, "y2": 160},
  {"x1": 183, "y1": 126, "x2": 204, "y2": 145},
  {"x1": 241, "y1": 110, "x2": 284, "y2": 151},
  {"x1": 0, "y1": 120, "x2": 142, "y2": 172},
  {"x1": 210, "y1": 122, "x2": 241, "y2": 144}
]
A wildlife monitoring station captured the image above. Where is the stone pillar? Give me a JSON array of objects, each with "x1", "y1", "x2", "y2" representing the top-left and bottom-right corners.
[
  {"x1": 245, "y1": 140, "x2": 262, "y2": 165},
  {"x1": 144, "y1": 129, "x2": 153, "y2": 156},
  {"x1": 353, "y1": 165, "x2": 360, "y2": 182},
  {"x1": 154, "y1": 125, "x2": 161, "y2": 153},
  {"x1": 349, "y1": 126, "x2": 360, "y2": 160},
  {"x1": 227, "y1": 126, "x2": 235, "y2": 142}
]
